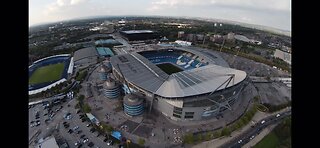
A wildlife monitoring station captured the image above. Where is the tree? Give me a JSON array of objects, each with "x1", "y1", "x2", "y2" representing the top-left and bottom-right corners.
[
  {"x1": 221, "y1": 127, "x2": 231, "y2": 137},
  {"x1": 197, "y1": 134, "x2": 203, "y2": 142},
  {"x1": 82, "y1": 103, "x2": 91, "y2": 113},
  {"x1": 77, "y1": 95, "x2": 85, "y2": 102},
  {"x1": 106, "y1": 125, "x2": 114, "y2": 133},
  {"x1": 138, "y1": 138, "x2": 145, "y2": 146},
  {"x1": 204, "y1": 132, "x2": 212, "y2": 141},
  {"x1": 212, "y1": 131, "x2": 221, "y2": 138},
  {"x1": 183, "y1": 133, "x2": 195, "y2": 144}
]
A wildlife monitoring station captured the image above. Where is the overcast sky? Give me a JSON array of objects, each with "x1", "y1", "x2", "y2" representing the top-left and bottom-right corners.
[{"x1": 29, "y1": 0, "x2": 291, "y2": 31}]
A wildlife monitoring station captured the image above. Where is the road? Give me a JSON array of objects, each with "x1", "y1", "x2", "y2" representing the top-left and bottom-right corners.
[{"x1": 219, "y1": 110, "x2": 291, "y2": 148}]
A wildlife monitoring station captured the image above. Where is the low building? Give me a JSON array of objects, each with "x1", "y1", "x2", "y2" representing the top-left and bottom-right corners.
[
  {"x1": 35, "y1": 136, "x2": 59, "y2": 148},
  {"x1": 120, "y1": 30, "x2": 159, "y2": 41},
  {"x1": 175, "y1": 40, "x2": 192, "y2": 46},
  {"x1": 86, "y1": 113, "x2": 100, "y2": 125},
  {"x1": 73, "y1": 47, "x2": 98, "y2": 68},
  {"x1": 274, "y1": 49, "x2": 291, "y2": 65}
]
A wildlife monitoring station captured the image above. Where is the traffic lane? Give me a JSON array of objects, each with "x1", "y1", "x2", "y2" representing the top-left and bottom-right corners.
[{"x1": 224, "y1": 113, "x2": 291, "y2": 148}]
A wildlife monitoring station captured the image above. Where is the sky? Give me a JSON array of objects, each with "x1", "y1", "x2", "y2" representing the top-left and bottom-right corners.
[{"x1": 29, "y1": 0, "x2": 291, "y2": 31}]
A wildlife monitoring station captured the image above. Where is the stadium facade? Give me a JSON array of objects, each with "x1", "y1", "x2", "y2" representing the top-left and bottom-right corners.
[{"x1": 110, "y1": 47, "x2": 247, "y2": 121}]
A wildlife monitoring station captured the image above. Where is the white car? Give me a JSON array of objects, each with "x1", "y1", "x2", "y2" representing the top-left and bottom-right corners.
[
  {"x1": 238, "y1": 139, "x2": 242, "y2": 143},
  {"x1": 250, "y1": 135, "x2": 255, "y2": 140},
  {"x1": 73, "y1": 126, "x2": 79, "y2": 131},
  {"x1": 276, "y1": 114, "x2": 280, "y2": 118},
  {"x1": 261, "y1": 120, "x2": 265, "y2": 124},
  {"x1": 83, "y1": 138, "x2": 89, "y2": 143}
]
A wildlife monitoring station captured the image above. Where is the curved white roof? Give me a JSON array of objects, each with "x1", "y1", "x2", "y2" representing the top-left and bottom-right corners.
[
  {"x1": 155, "y1": 65, "x2": 246, "y2": 97},
  {"x1": 234, "y1": 35, "x2": 250, "y2": 42}
]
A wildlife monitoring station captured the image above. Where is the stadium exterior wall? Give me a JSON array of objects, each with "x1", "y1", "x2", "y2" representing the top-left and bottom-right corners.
[
  {"x1": 152, "y1": 81, "x2": 245, "y2": 121},
  {"x1": 30, "y1": 54, "x2": 71, "y2": 68},
  {"x1": 29, "y1": 78, "x2": 67, "y2": 95},
  {"x1": 112, "y1": 65, "x2": 246, "y2": 121}
]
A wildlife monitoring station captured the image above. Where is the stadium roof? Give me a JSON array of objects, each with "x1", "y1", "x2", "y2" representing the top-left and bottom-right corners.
[
  {"x1": 110, "y1": 49, "x2": 247, "y2": 98},
  {"x1": 121, "y1": 30, "x2": 154, "y2": 34}
]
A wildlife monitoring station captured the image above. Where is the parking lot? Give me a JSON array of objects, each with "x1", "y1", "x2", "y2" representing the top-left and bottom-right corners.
[{"x1": 29, "y1": 94, "x2": 118, "y2": 148}]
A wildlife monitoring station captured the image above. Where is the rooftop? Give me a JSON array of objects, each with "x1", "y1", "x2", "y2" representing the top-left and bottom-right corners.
[
  {"x1": 121, "y1": 30, "x2": 154, "y2": 34},
  {"x1": 36, "y1": 136, "x2": 59, "y2": 148},
  {"x1": 234, "y1": 35, "x2": 250, "y2": 42}
]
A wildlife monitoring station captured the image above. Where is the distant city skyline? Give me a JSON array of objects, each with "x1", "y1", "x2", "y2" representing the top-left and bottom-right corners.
[{"x1": 29, "y1": 0, "x2": 291, "y2": 31}]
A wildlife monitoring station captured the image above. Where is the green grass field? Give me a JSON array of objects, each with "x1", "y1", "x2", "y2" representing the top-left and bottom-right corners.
[
  {"x1": 157, "y1": 63, "x2": 183, "y2": 75},
  {"x1": 253, "y1": 132, "x2": 279, "y2": 148},
  {"x1": 29, "y1": 63, "x2": 65, "y2": 85}
]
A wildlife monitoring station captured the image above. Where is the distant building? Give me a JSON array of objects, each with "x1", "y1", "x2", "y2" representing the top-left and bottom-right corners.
[
  {"x1": 99, "y1": 21, "x2": 114, "y2": 34},
  {"x1": 227, "y1": 32, "x2": 235, "y2": 40},
  {"x1": 118, "y1": 19, "x2": 126, "y2": 26},
  {"x1": 119, "y1": 30, "x2": 159, "y2": 41},
  {"x1": 175, "y1": 40, "x2": 192, "y2": 46},
  {"x1": 196, "y1": 34, "x2": 204, "y2": 41},
  {"x1": 234, "y1": 35, "x2": 250, "y2": 43},
  {"x1": 274, "y1": 49, "x2": 291, "y2": 65},
  {"x1": 178, "y1": 31, "x2": 185, "y2": 38},
  {"x1": 187, "y1": 34, "x2": 196, "y2": 42}
]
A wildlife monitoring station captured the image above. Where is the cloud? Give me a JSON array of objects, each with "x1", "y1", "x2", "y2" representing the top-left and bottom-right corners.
[
  {"x1": 44, "y1": 0, "x2": 90, "y2": 16},
  {"x1": 148, "y1": 0, "x2": 290, "y2": 12}
]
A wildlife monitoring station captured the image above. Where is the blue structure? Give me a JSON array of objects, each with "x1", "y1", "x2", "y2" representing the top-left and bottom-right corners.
[
  {"x1": 123, "y1": 93, "x2": 144, "y2": 116},
  {"x1": 102, "y1": 79, "x2": 120, "y2": 99},
  {"x1": 138, "y1": 49, "x2": 208, "y2": 71},
  {"x1": 111, "y1": 131, "x2": 122, "y2": 140},
  {"x1": 96, "y1": 47, "x2": 114, "y2": 57}
]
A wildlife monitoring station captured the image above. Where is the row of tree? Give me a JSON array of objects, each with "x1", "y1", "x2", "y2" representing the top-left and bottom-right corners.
[{"x1": 183, "y1": 97, "x2": 259, "y2": 145}]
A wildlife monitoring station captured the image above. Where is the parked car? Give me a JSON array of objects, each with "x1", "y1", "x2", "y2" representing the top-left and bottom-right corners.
[
  {"x1": 106, "y1": 140, "x2": 113, "y2": 146},
  {"x1": 80, "y1": 135, "x2": 86, "y2": 138},
  {"x1": 73, "y1": 126, "x2": 79, "y2": 131},
  {"x1": 88, "y1": 142, "x2": 94, "y2": 147}
]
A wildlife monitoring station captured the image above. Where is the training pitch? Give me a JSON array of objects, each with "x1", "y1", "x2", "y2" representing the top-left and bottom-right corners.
[{"x1": 29, "y1": 63, "x2": 65, "y2": 85}]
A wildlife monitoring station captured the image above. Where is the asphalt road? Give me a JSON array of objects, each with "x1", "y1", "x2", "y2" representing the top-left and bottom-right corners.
[{"x1": 219, "y1": 110, "x2": 291, "y2": 148}]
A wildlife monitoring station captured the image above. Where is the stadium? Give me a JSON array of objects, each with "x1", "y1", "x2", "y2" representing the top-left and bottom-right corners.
[
  {"x1": 110, "y1": 46, "x2": 247, "y2": 121},
  {"x1": 28, "y1": 54, "x2": 74, "y2": 95}
]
